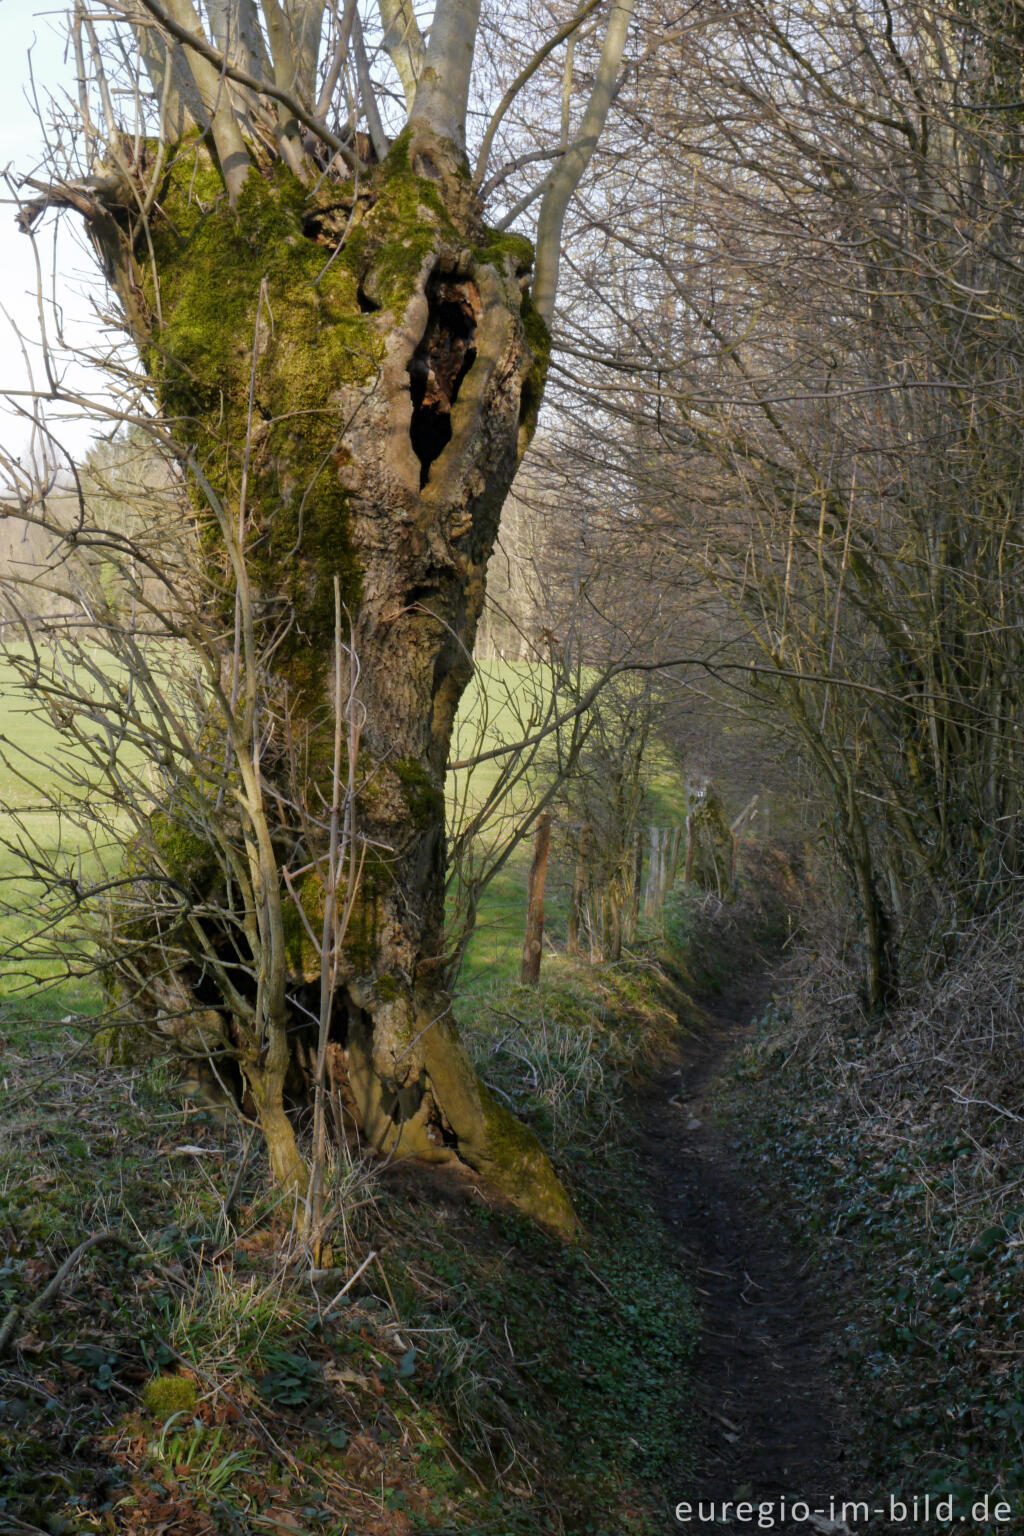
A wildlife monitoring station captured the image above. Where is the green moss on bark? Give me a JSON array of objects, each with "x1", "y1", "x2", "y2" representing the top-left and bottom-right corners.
[
  {"x1": 148, "y1": 810, "x2": 219, "y2": 892},
  {"x1": 140, "y1": 136, "x2": 463, "y2": 707},
  {"x1": 476, "y1": 1082, "x2": 580, "y2": 1238},
  {"x1": 394, "y1": 757, "x2": 445, "y2": 829},
  {"x1": 472, "y1": 226, "x2": 547, "y2": 441},
  {"x1": 143, "y1": 145, "x2": 368, "y2": 700},
  {"x1": 280, "y1": 870, "x2": 326, "y2": 977},
  {"x1": 473, "y1": 229, "x2": 534, "y2": 275}
]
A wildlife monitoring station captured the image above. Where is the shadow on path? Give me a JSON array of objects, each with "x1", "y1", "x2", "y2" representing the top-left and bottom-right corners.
[{"x1": 638, "y1": 973, "x2": 853, "y2": 1536}]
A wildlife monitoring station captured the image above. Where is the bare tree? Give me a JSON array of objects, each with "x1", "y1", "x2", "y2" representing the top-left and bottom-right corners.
[{"x1": 541, "y1": 0, "x2": 1024, "y2": 1004}]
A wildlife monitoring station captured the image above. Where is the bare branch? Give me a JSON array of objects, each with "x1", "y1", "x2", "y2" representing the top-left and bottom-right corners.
[
  {"x1": 377, "y1": 0, "x2": 425, "y2": 109},
  {"x1": 128, "y1": 0, "x2": 361, "y2": 172},
  {"x1": 352, "y1": 9, "x2": 389, "y2": 161},
  {"x1": 532, "y1": 0, "x2": 636, "y2": 324},
  {"x1": 406, "y1": 0, "x2": 482, "y2": 151},
  {"x1": 124, "y1": 0, "x2": 208, "y2": 137},
  {"x1": 473, "y1": 0, "x2": 603, "y2": 190}
]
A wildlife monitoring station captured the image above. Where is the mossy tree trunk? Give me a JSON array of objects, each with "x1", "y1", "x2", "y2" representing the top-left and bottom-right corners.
[
  {"x1": 21, "y1": 0, "x2": 635, "y2": 1241},
  {"x1": 73, "y1": 127, "x2": 575, "y2": 1237}
]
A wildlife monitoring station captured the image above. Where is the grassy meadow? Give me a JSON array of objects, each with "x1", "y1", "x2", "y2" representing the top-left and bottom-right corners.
[
  {"x1": 449, "y1": 659, "x2": 689, "y2": 991},
  {"x1": 0, "y1": 650, "x2": 119, "y2": 1032},
  {"x1": 0, "y1": 649, "x2": 691, "y2": 1010}
]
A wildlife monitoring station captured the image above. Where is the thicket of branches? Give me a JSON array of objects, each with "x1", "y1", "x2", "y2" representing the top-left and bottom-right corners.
[{"x1": 535, "y1": 0, "x2": 1024, "y2": 1004}]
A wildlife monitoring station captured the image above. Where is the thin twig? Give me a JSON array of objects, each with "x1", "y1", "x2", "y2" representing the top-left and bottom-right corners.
[{"x1": 321, "y1": 1248, "x2": 378, "y2": 1317}]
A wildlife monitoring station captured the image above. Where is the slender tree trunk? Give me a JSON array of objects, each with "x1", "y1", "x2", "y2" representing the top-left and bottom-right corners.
[
  {"x1": 667, "y1": 825, "x2": 683, "y2": 892},
  {"x1": 588, "y1": 890, "x2": 601, "y2": 963},
  {"x1": 659, "y1": 827, "x2": 676, "y2": 917},
  {"x1": 644, "y1": 825, "x2": 661, "y2": 916},
  {"x1": 624, "y1": 827, "x2": 643, "y2": 940},
  {"x1": 521, "y1": 813, "x2": 552, "y2": 984},
  {"x1": 566, "y1": 822, "x2": 590, "y2": 957},
  {"x1": 843, "y1": 773, "x2": 895, "y2": 1011},
  {"x1": 684, "y1": 813, "x2": 697, "y2": 884},
  {"x1": 854, "y1": 851, "x2": 889, "y2": 1012},
  {"x1": 602, "y1": 888, "x2": 623, "y2": 963}
]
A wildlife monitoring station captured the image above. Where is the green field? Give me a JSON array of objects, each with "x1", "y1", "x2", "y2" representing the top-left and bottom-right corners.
[
  {"x1": 447, "y1": 659, "x2": 561, "y2": 987},
  {"x1": 0, "y1": 650, "x2": 689, "y2": 1025},
  {"x1": 449, "y1": 659, "x2": 689, "y2": 991},
  {"x1": 0, "y1": 652, "x2": 122, "y2": 1027}
]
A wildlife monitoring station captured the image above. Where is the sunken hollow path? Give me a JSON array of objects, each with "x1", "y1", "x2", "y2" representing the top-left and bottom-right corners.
[{"x1": 636, "y1": 974, "x2": 857, "y2": 1536}]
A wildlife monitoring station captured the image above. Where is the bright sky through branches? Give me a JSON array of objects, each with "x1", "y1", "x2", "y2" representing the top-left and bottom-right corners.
[{"x1": 0, "y1": 3, "x2": 109, "y2": 466}]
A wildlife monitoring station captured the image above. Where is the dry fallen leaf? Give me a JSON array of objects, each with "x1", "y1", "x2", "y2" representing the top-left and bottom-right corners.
[{"x1": 325, "y1": 1363, "x2": 372, "y2": 1390}]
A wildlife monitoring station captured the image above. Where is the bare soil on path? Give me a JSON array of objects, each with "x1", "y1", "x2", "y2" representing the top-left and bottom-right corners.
[{"x1": 638, "y1": 973, "x2": 854, "y2": 1536}]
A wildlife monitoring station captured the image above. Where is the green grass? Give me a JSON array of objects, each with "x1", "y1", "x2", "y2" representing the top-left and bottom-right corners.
[
  {"x1": 0, "y1": 651, "x2": 537, "y2": 1011},
  {"x1": 0, "y1": 648, "x2": 150, "y2": 1027}
]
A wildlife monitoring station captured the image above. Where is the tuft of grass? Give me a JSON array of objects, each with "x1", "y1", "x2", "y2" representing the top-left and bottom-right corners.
[
  {"x1": 147, "y1": 1418, "x2": 259, "y2": 1499},
  {"x1": 165, "y1": 1261, "x2": 298, "y2": 1371},
  {"x1": 460, "y1": 955, "x2": 681, "y2": 1155}
]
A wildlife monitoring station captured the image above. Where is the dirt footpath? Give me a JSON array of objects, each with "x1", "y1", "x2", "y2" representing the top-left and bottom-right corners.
[{"x1": 638, "y1": 978, "x2": 853, "y2": 1536}]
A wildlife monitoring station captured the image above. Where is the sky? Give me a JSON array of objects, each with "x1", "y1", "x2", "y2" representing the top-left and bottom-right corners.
[{"x1": 0, "y1": 2, "x2": 115, "y2": 468}]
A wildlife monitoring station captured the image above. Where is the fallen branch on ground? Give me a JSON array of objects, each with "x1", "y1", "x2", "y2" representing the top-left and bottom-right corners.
[{"x1": 0, "y1": 1228, "x2": 141, "y2": 1356}]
